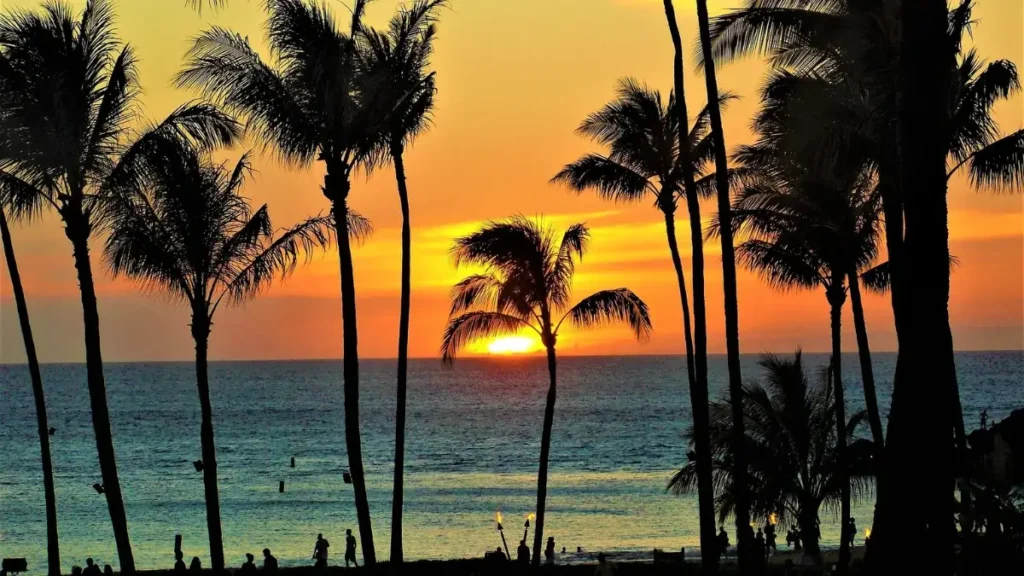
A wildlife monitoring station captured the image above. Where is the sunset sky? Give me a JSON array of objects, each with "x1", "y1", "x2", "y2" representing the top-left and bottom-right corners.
[{"x1": 1, "y1": 0, "x2": 1021, "y2": 363}]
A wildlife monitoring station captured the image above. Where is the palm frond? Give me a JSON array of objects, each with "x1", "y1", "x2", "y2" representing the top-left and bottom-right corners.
[
  {"x1": 965, "y1": 128, "x2": 1024, "y2": 192},
  {"x1": 559, "y1": 288, "x2": 652, "y2": 341},
  {"x1": 551, "y1": 154, "x2": 653, "y2": 204},
  {"x1": 440, "y1": 311, "x2": 532, "y2": 365}
]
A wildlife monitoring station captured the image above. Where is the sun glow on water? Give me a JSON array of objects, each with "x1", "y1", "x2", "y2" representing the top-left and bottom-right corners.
[{"x1": 486, "y1": 336, "x2": 537, "y2": 355}]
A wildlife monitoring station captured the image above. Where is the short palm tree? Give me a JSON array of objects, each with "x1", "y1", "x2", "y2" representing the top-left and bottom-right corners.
[
  {"x1": 441, "y1": 217, "x2": 652, "y2": 567},
  {"x1": 177, "y1": 0, "x2": 388, "y2": 561},
  {"x1": 552, "y1": 77, "x2": 727, "y2": 569},
  {"x1": 0, "y1": 180, "x2": 59, "y2": 576},
  {"x1": 103, "y1": 144, "x2": 336, "y2": 571},
  {"x1": 357, "y1": 1, "x2": 445, "y2": 562},
  {"x1": 670, "y1": 351, "x2": 874, "y2": 563},
  {"x1": 0, "y1": 2, "x2": 239, "y2": 569}
]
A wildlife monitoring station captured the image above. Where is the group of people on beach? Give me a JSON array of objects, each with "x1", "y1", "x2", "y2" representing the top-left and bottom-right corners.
[
  {"x1": 487, "y1": 536, "x2": 558, "y2": 565},
  {"x1": 66, "y1": 558, "x2": 112, "y2": 576},
  {"x1": 171, "y1": 530, "x2": 358, "y2": 572}
]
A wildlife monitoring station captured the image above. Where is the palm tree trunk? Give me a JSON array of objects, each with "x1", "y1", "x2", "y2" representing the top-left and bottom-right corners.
[
  {"x1": 532, "y1": 334, "x2": 558, "y2": 568},
  {"x1": 191, "y1": 312, "x2": 224, "y2": 571},
  {"x1": 390, "y1": 145, "x2": 412, "y2": 564},
  {"x1": 693, "y1": 0, "x2": 751, "y2": 568},
  {"x1": 847, "y1": 272, "x2": 883, "y2": 448},
  {"x1": 64, "y1": 211, "x2": 135, "y2": 572},
  {"x1": 1, "y1": 209, "x2": 61, "y2": 576},
  {"x1": 799, "y1": 507, "x2": 821, "y2": 564},
  {"x1": 828, "y1": 285, "x2": 851, "y2": 575},
  {"x1": 662, "y1": 4, "x2": 717, "y2": 571},
  {"x1": 663, "y1": 209, "x2": 717, "y2": 568},
  {"x1": 328, "y1": 172, "x2": 376, "y2": 565},
  {"x1": 883, "y1": 2, "x2": 958, "y2": 573}
]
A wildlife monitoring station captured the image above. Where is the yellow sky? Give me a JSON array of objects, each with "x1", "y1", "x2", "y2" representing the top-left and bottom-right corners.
[{"x1": 1, "y1": 0, "x2": 1021, "y2": 362}]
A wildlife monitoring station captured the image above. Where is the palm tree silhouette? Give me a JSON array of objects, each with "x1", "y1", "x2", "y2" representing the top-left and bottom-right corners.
[
  {"x1": 552, "y1": 76, "x2": 728, "y2": 570},
  {"x1": 0, "y1": 1, "x2": 239, "y2": 568},
  {"x1": 670, "y1": 351, "x2": 874, "y2": 564},
  {"x1": 358, "y1": 0, "x2": 445, "y2": 562},
  {"x1": 176, "y1": 0, "x2": 389, "y2": 562},
  {"x1": 728, "y1": 132, "x2": 882, "y2": 572},
  {"x1": 103, "y1": 145, "x2": 336, "y2": 571},
  {"x1": 0, "y1": 184, "x2": 60, "y2": 576},
  {"x1": 441, "y1": 216, "x2": 652, "y2": 567}
]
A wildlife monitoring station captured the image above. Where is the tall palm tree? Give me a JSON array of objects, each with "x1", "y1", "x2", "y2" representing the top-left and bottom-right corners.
[
  {"x1": 686, "y1": 0, "x2": 755, "y2": 565},
  {"x1": 552, "y1": 77, "x2": 727, "y2": 569},
  {"x1": 0, "y1": 180, "x2": 59, "y2": 576},
  {"x1": 176, "y1": 0, "x2": 388, "y2": 562},
  {"x1": 441, "y1": 217, "x2": 653, "y2": 567},
  {"x1": 0, "y1": 2, "x2": 240, "y2": 569},
  {"x1": 357, "y1": 1, "x2": 445, "y2": 562},
  {"x1": 103, "y1": 145, "x2": 336, "y2": 571},
  {"x1": 670, "y1": 351, "x2": 874, "y2": 564},
  {"x1": 729, "y1": 130, "x2": 882, "y2": 573}
]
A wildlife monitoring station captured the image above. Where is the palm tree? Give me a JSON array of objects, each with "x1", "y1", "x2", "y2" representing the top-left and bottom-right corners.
[
  {"x1": 687, "y1": 0, "x2": 754, "y2": 566},
  {"x1": 357, "y1": 1, "x2": 445, "y2": 562},
  {"x1": 441, "y1": 217, "x2": 653, "y2": 567},
  {"x1": 552, "y1": 76, "x2": 726, "y2": 569},
  {"x1": 0, "y1": 181, "x2": 60, "y2": 576},
  {"x1": 103, "y1": 145, "x2": 336, "y2": 571},
  {"x1": 0, "y1": 2, "x2": 239, "y2": 569},
  {"x1": 728, "y1": 126, "x2": 882, "y2": 572},
  {"x1": 176, "y1": 0, "x2": 389, "y2": 562},
  {"x1": 670, "y1": 351, "x2": 874, "y2": 564}
]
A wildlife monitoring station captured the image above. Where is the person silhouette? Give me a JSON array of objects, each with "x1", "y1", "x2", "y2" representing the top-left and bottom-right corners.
[
  {"x1": 493, "y1": 547, "x2": 507, "y2": 561},
  {"x1": 545, "y1": 537, "x2": 556, "y2": 565},
  {"x1": 103, "y1": 565, "x2": 113, "y2": 576},
  {"x1": 594, "y1": 553, "x2": 615, "y2": 576},
  {"x1": 847, "y1": 518, "x2": 857, "y2": 548},
  {"x1": 262, "y1": 548, "x2": 278, "y2": 571},
  {"x1": 174, "y1": 551, "x2": 187, "y2": 572},
  {"x1": 754, "y1": 529, "x2": 766, "y2": 565},
  {"x1": 313, "y1": 533, "x2": 330, "y2": 567},
  {"x1": 517, "y1": 539, "x2": 530, "y2": 565},
  {"x1": 344, "y1": 529, "x2": 358, "y2": 568},
  {"x1": 241, "y1": 553, "x2": 256, "y2": 574},
  {"x1": 765, "y1": 522, "x2": 777, "y2": 553},
  {"x1": 83, "y1": 559, "x2": 101, "y2": 576},
  {"x1": 717, "y1": 526, "x2": 730, "y2": 556},
  {"x1": 71, "y1": 566, "x2": 82, "y2": 576},
  {"x1": 189, "y1": 557, "x2": 202, "y2": 572}
]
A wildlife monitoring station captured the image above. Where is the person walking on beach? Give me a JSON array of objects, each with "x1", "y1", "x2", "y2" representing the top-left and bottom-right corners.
[
  {"x1": 241, "y1": 553, "x2": 256, "y2": 574},
  {"x1": 545, "y1": 536, "x2": 556, "y2": 565},
  {"x1": 718, "y1": 526, "x2": 730, "y2": 557},
  {"x1": 262, "y1": 549, "x2": 278, "y2": 571},
  {"x1": 517, "y1": 539, "x2": 531, "y2": 565},
  {"x1": 174, "y1": 551, "x2": 187, "y2": 572},
  {"x1": 846, "y1": 518, "x2": 857, "y2": 548},
  {"x1": 344, "y1": 529, "x2": 358, "y2": 568},
  {"x1": 312, "y1": 533, "x2": 330, "y2": 567},
  {"x1": 83, "y1": 559, "x2": 101, "y2": 576},
  {"x1": 765, "y1": 522, "x2": 777, "y2": 554}
]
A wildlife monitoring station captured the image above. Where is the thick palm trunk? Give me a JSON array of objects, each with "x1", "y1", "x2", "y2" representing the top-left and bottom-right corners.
[
  {"x1": 693, "y1": 0, "x2": 751, "y2": 567},
  {"x1": 532, "y1": 337, "x2": 558, "y2": 568},
  {"x1": 828, "y1": 285, "x2": 851, "y2": 575},
  {"x1": 799, "y1": 507, "x2": 822, "y2": 564},
  {"x1": 663, "y1": 210, "x2": 717, "y2": 568},
  {"x1": 328, "y1": 172, "x2": 376, "y2": 565},
  {"x1": 192, "y1": 314, "x2": 224, "y2": 570},
  {"x1": 1, "y1": 210, "x2": 61, "y2": 576},
  {"x1": 390, "y1": 146, "x2": 412, "y2": 563},
  {"x1": 662, "y1": 3, "x2": 717, "y2": 570},
  {"x1": 881, "y1": 2, "x2": 957, "y2": 573},
  {"x1": 64, "y1": 210, "x2": 135, "y2": 572}
]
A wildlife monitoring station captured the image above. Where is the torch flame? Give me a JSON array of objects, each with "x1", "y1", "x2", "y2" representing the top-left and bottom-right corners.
[
  {"x1": 769, "y1": 513, "x2": 778, "y2": 525},
  {"x1": 526, "y1": 513, "x2": 536, "y2": 522},
  {"x1": 495, "y1": 511, "x2": 503, "y2": 524},
  {"x1": 865, "y1": 527, "x2": 872, "y2": 539}
]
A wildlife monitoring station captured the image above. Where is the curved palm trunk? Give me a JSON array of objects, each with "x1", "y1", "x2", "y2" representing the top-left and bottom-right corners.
[
  {"x1": 328, "y1": 180, "x2": 376, "y2": 565},
  {"x1": 64, "y1": 209, "x2": 135, "y2": 572},
  {"x1": 390, "y1": 145, "x2": 412, "y2": 564},
  {"x1": 662, "y1": 3, "x2": 717, "y2": 570},
  {"x1": 847, "y1": 272, "x2": 884, "y2": 448},
  {"x1": 828, "y1": 283, "x2": 851, "y2": 575},
  {"x1": 532, "y1": 333, "x2": 558, "y2": 568},
  {"x1": 693, "y1": 0, "x2": 751, "y2": 567},
  {"x1": 191, "y1": 314, "x2": 224, "y2": 570},
  {"x1": 1, "y1": 210, "x2": 61, "y2": 576},
  {"x1": 663, "y1": 209, "x2": 717, "y2": 568}
]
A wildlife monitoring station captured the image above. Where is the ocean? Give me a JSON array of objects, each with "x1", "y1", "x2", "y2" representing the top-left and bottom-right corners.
[{"x1": 1, "y1": 352, "x2": 1021, "y2": 571}]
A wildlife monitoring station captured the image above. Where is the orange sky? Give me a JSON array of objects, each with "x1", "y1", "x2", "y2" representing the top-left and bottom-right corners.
[{"x1": 1, "y1": 0, "x2": 1021, "y2": 363}]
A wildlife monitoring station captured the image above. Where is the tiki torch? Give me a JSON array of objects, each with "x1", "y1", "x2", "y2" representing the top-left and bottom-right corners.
[
  {"x1": 496, "y1": 511, "x2": 511, "y2": 558},
  {"x1": 523, "y1": 513, "x2": 536, "y2": 542}
]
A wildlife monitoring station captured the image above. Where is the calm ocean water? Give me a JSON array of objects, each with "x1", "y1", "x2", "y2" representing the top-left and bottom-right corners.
[{"x1": 1, "y1": 352, "x2": 1021, "y2": 571}]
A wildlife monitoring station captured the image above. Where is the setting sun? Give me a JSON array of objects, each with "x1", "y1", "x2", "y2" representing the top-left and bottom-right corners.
[{"x1": 486, "y1": 336, "x2": 538, "y2": 355}]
